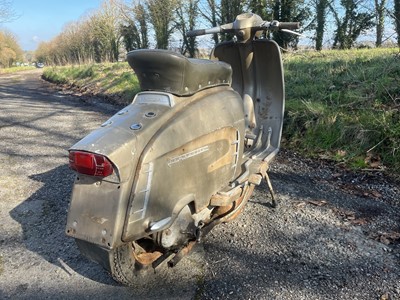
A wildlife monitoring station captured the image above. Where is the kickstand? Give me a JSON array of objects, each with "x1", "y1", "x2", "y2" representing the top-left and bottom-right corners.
[
  {"x1": 264, "y1": 171, "x2": 277, "y2": 208},
  {"x1": 260, "y1": 164, "x2": 277, "y2": 208}
]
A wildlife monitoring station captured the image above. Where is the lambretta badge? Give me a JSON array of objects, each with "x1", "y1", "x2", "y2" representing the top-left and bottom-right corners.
[{"x1": 168, "y1": 146, "x2": 209, "y2": 166}]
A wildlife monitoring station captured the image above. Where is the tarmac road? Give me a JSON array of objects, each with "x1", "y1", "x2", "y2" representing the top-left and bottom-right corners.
[{"x1": 0, "y1": 70, "x2": 399, "y2": 300}]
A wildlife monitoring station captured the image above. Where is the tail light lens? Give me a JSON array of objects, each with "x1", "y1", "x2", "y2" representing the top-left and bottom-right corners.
[{"x1": 69, "y1": 151, "x2": 113, "y2": 177}]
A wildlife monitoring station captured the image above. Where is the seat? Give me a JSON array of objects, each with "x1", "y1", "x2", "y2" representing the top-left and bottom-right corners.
[{"x1": 127, "y1": 49, "x2": 232, "y2": 96}]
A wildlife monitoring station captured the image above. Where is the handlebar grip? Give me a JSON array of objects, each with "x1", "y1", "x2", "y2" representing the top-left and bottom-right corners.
[
  {"x1": 279, "y1": 22, "x2": 300, "y2": 30},
  {"x1": 186, "y1": 29, "x2": 206, "y2": 37}
]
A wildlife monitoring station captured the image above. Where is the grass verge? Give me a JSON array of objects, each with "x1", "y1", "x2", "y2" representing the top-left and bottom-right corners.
[
  {"x1": 43, "y1": 62, "x2": 140, "y2": 105},
  {"x1": 0, "y1": 66, "x2": 36, "y2": 74},
  {"x1": 283, "y1": 48, "x2": 400, "y2": 174}
]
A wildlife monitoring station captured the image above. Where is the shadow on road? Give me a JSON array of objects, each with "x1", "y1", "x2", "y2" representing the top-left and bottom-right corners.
[
  {"x1": 9, "y1": 165, "x2": 205, "y2": 299},
  {"x1": 9, "y1": 165, "x2": 116, "y2": 285},
  {"x1": 4, "y1": 71, "x2": 204, "y2": 299}
]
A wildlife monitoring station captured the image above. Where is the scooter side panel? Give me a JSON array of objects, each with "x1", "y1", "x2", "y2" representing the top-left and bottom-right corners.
[
  {"x1": 67, "y1": 88, "x2": 244, "y2": 248},
  {"x1": 122, "y1": 89, "x2": 245, "y2": 241}
]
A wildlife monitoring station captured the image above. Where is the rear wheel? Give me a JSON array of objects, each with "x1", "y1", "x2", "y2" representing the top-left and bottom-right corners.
[
  {"x1": 111, "y1": 241, "x2": 163, "y2": 286},
  {"x1": 111, "y1": 205, "x2": 199, "y2": 285}
]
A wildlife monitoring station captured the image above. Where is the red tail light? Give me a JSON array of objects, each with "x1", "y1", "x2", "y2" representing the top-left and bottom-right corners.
[{"x1": 69, "y1": 151, "x2": 113, "y2": 177}]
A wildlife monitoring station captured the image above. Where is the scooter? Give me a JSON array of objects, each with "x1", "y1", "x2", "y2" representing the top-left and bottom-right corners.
[{"x1": 66, "y1": 13, "x2": 299, "y2": 285}]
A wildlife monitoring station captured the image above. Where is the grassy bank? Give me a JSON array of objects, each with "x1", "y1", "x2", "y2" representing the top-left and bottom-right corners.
[
  {"x1": 42, "y1": 48, "x2": 400, "y2": 173},
  {"x1": 43, "y1": 62, "x2": 140, "y2": 105},
  {"x1": 0, "y1": 66, "x2": 36, "y2": 74},
  {"x1": 283, "y1": 48, "x2": 399, "y2": 173}
]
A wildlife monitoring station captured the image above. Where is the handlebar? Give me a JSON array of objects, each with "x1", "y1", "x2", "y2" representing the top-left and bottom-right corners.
[
  {"x1": 277, "y1": 22, "x2": 300, "y2": 30},
  {"x1": 186, "y1": 27, "x2": 221, "y2": 37},
  {"x1": 186, "y1": 29, "x2": 207, "y2": 37},
  {"x1": 187, "y1": 23, "x2": 233, "y2": 37},
  {"x1": 186, "y1": 18, "x2": 300, "y2": 37}
]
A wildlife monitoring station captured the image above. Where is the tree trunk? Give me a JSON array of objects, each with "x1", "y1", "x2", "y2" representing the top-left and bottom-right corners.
[
  {"x1": 374, "y1": 0, "x2": 386, "y2": 47},
  {"x1": 315, "y1": 0, "x2": 329, "y2": 51},
  {"x1": 395, "y1": 0, "x2": 400, "y2": 47}
]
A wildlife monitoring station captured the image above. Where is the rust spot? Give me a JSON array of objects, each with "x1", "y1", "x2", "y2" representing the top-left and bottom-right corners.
[
  {"x1": 134, "y1": 251, "x2": 163, "y2": 266},
  {"x1": 83, "y1": 213, "x2": 108, "y2": 225},
  {"x1": 180, "y1": 240, "x2": 196, "y2": 256},
  {"x1": 210, "y1": 187, "x2": 242, "y2": 206},
  {"x1": 214, "y1": 184, "x2": 255, "y2": 222},
  {"x1": 225, "y1": 185, "x2": 254, "y2": 221}
]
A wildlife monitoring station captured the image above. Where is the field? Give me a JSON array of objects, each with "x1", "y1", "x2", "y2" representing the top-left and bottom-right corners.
[{"x1": 42, "y1": 48, "x2": 400, "y2": 174}]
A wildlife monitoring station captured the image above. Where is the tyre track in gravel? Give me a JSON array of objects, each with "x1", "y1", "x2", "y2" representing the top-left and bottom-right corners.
[{"x1": 0, "y1": 70, "x2": 399, "y2": 300}]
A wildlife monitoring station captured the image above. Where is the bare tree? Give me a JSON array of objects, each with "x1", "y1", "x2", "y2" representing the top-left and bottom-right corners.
[
  {"x1": 89, "y1": 0, "x2": 123, "y2": 62},
  {"x1": 0, "y1": 30, "x2": 22, "y2": 67},
  {"x1": 200, "y1": 0, "x2": 220, "y2": 44},
  {"x1": 35, "y1": 0, "x2": 123, "y2": 65},
  {"x1": 176, "y1": 0, "x2": 199, "y2": 57},
  {"x1": 330, "y1": 0, "x2": 375, "y2": 49},
  {"x1": 0, "y1": 0, "x2": 17, "y2": 23},
  {"x1": 119, "y1": 1, "x2": 149, "y2": 51}
]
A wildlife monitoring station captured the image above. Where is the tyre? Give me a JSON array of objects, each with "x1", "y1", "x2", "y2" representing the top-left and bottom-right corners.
[{"x1": 110, "y1": 241, "x2": 163, "y2": 286}]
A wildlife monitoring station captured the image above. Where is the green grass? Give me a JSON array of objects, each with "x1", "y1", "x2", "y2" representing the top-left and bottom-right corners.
[
  {"x1": 283, "y1": 48, "x2": 400, "y2": 173},
  {"x1": 43, "y1": 62, "x2": 140, "y2": 104},
  {"x1": 0, "y1": 66, "x2": 36, "y2": 74}
]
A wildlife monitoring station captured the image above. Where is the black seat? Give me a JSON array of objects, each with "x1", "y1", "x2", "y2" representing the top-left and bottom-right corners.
[{"x1": 127, "y1": 49, "x2": 232, "y2": 96}]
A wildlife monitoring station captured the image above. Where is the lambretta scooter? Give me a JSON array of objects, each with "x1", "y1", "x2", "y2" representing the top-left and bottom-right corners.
[{"x1": 66, "y1": 13, "x2": 299, "y2": 285}]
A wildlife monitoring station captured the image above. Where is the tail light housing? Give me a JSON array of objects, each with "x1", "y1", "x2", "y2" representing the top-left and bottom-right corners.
[{"x1": 69, "y1": 151, "x2": 113, "y2": 177}]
